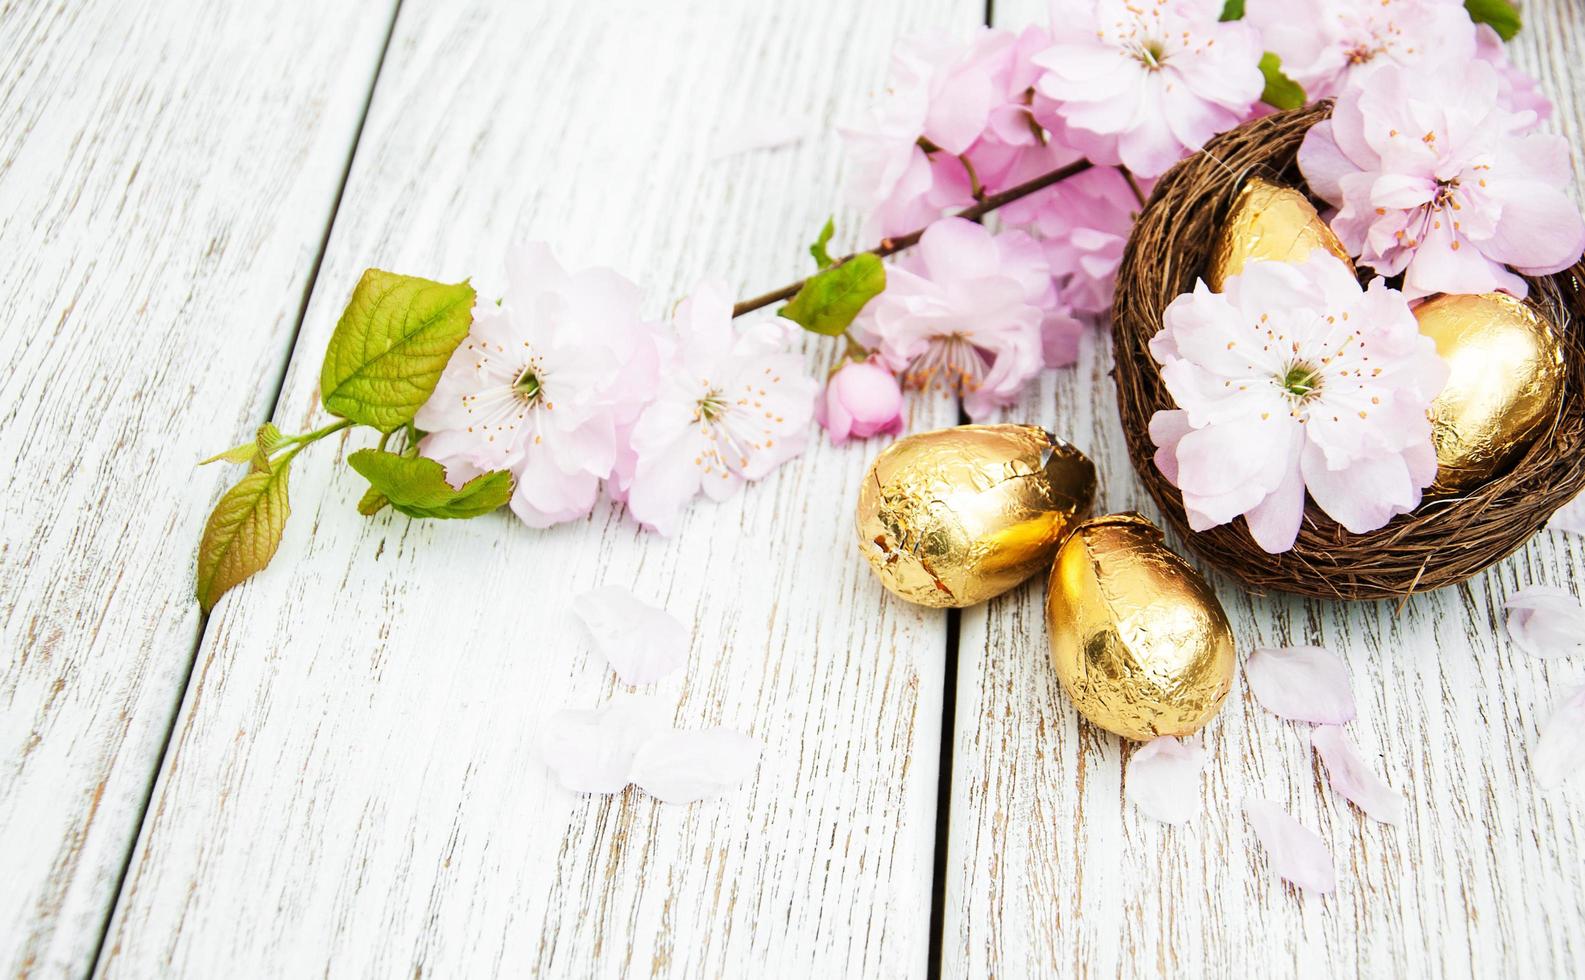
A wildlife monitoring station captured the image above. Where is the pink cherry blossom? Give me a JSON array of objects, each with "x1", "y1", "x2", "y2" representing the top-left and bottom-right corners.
[
  {"x1": 1149, "y1": 254, "x2": 1447, "y2": 552},
  {"x1": 842, "y1": 27, "x2": 1058, "y2": 240},
  {"x1": 623, "y1": 283, "x2": 817, "y2": 536},
  {"x1": 1032, "y1": 0, "x2": 1264, "y2": 178},
  {"x1": 416, "y1": 244, "x2": 661, "y2": 528},
  {"x1": 853, "y1": 217, "x2": 1050, "y2": 420},
  {"x1": 1000, "y1": 165, "x2": 1150, "y2": 318},
  {"x1": 815, "y1": 357, "x2": 904, "y2": 445},
  {"x1": 1474, "y1": 23, "x2": 1552, "y2": 127},
  {"x1": 1298, "y1": 61, "x2": 1585, "y2": 300},
  {"x1": 1548, "y1": 492, "x2": 1585, "y2": 536},
  {"x1": 1246, "y1": 0, "x2": 1477, "y2": 101}
]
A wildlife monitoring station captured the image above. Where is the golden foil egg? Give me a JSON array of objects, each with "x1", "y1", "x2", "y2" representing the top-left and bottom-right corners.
[
  {"x1": 1416, "y1": 291, "x2": 1565, "y2": 493},
  {"x1": 855, "y1": 424, "x2": 1096, "y2": 608},
  {"x1": 1205, "y1": 176, "x2": 1353, "y2": 290},
  {"x1": 1045, "y1": 514, "x2": 1234, "y2": 741}
]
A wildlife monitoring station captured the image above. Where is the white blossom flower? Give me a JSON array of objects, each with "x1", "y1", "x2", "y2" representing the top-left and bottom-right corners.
[
  {"x1": 622, "y1": 283, "x2": 817, "y2": 535},
  {"x1": 1149, "y1": 254, "x2": 1448, "y2": 553},
  {"x1": 415, "y1": 244, "x2": 661, "y2": 528}
]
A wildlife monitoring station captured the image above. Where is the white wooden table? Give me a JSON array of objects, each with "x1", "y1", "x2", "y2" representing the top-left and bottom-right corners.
[{"x1": 3, "y1": 1, "x2": 1582, "y2": 976}]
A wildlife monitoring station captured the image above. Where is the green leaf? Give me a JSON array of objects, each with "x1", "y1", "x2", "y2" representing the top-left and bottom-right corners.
[
  {"x1": 200, "y1": 440, "x2": 259, "y2": 466},
  {"x1": 1258, "y1": 53, "x2": 1306, "y2": 111},
  {"x1": 356, "y1": 485, "x2": 390, "y2": 517},
  {"x1": 1465, "y1": 0, "x2": 1520, "y2": 40},
  {"x1": 200, "y1": 422, "x2": 289, "y2": 467},
  {"x1": 779, "y1": 254, "x2": 886, "y2": 336},
  {"x1": 196, "y1": 452, "x2": 294, "y2": 612},
  {"x1": 347, "y1": 449, "x2": 514, "y2": 520},
  {"x1": 1219, "y1": 0, "x2": 1244, "y2": 19},
  {"x1": 809, "y1": 217, "x2": 836, "y2": 270},
  {"x1": 319, "y1": 269, "x2": 476, "y2": 432}
]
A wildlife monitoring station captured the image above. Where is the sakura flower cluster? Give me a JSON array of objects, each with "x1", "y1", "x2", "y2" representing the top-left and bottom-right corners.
[
  {"x1": 1149, "y1": 254, "x2": 1448, "y2": 553},
  {"x1": 417, "y1": 247, "x2": 816, "y2": 533},
  {"x1": 1298, "y1": 61, "x2": 1585, "y2": 300}
]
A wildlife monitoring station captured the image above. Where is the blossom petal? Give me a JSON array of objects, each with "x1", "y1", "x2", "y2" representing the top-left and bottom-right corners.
[
  {"x1": 1311, "y1": 725, "x2": 1404, "y2": 824},
  {"x1": 1125, "y1": 737, "x2": 1209, "y2": 824},
  {"x1": 572, "y1": 585, "x2": 689, "y2": 685},
  {"x1": 1244, "y1": 799, "x2": 1337, "y2": 894},
  {"x1": 630, "y1": 728, "x2": 762, "y2": 803},
  {"x1": 541, "y1": 696, "x2": 672, "y2": 794},
  {"x1": 1244, "y1": 646, "x2": 1356, "y2": 724},
  {"x1": 1503, "y1": 586, "x2": 1585, "y2": 660},
  {"x1": 1533, "y1": 686, "x2": 1585, "y2": 789},
  {"x1": 1547, "y1": 492, "x2": 1585, "y2": 535}
]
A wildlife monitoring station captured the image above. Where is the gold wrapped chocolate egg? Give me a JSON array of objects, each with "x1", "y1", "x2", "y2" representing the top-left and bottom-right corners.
[
  {"x1": 1416, "y1": 292, "x2": 1565, "y2": 493},
  {"x1": 856, "y1": 424, "x2": 1096, "y2": 608},
  {"x1": 1045, "y1": 514, "x2": 1234, "y2": 741},
  {"x1": 1206, "y1": 176, "x2": 1353, "y2": 290}
]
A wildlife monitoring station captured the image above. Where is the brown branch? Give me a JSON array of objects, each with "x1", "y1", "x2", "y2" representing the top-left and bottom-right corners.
[{"x1": 731, "y1": 157, "x2": 1096, "y2": 318}]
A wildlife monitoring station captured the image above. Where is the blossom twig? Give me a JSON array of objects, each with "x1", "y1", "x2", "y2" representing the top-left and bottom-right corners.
[{"x1": 731, "y1": 157, "x2": 1096, "y2": 318}]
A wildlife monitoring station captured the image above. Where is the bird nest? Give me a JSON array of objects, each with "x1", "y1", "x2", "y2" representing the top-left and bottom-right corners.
[{"x1": 1111, "y1": 101, "x2": 1585, "y2": 600}]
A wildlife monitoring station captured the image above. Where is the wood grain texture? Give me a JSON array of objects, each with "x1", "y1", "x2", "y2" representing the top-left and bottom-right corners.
[
  {"x1": 943, "y1": 2, "x2": 1585, "y2": 977},
  {"x1": 94, "y1": 1, "x2": 978, "y2": 975},
  {"x1": 0, "y1": 2, "x2": 396, "y2": 976}
]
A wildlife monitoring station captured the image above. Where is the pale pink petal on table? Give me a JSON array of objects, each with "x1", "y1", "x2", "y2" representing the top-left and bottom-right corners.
[
  {"x1": 1533, "y1": 686, "x2": 1585, "y2": 789},
  {"x1": 630, "y1": 728, "x2": 762, "y2": 804},
  {"x1": 1546, "y1": 492, "x2": 1585, "y2": 535},
  {"x1": 1244, "y1": 799, "x2": 1336, "y2": 894},
  {"x1": 572, "y1": 585, "x2": 689, "y2": 685},
  {"x1": 1311, "y1": 725, "x2": 1405, "y2": 824},
  {"x1": 1504, "y1": 586, "x2": 1585, "y2": 661},
  {"x1": 1125, "y1": 737, "x2": 1208, "y2": 825},
  {"x1": 1244, "y1": 646, "x2": 1356, "y2": 724},
  {"x1": 541, "y1": 696, "x2": 672, "y2": 794}
]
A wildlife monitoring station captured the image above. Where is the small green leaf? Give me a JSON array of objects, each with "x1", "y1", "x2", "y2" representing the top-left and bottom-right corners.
[
  {"x1": 809, "y1": 217, "x2": 836, "y2": 270},
  {"x1": 347, "y1": 449, "x2": 514, "y2": 520},
  {"x1": 1465, "y1": 0, "x2": 1520, "y2": 40},
  {"x1": 320, "y1": 269, "x2": 476, "y2": 432},
  {"x1": 200, "y1": 440, "x2": 259, "y2": 466},
  {"x1": 779, "y1": 255, "x2": 886, "y2": 336},
  {"x1": 1258, "y1": 53, "x2": 1306, "y2": 111},
  {"x1": 1219, "y1": 0, "x2": 1244, "y2": 19},
  {"x1": 356, "y1": 485, "x2": 391, "y2": 517},
  {"x1": 196, "y1": 452, "x2": 294, "y2": 612}
]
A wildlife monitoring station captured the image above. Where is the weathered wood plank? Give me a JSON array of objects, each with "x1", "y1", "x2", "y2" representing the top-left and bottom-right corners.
[
  {"x1": 943, "y1": 2, "x2": 1585, "y2": 976},
  {"x1": 0, "y1": 2, "x2": 396, "y2": 976},
  {"x1": 95, "y1": 1, "x2": 977, "y2": 975}
]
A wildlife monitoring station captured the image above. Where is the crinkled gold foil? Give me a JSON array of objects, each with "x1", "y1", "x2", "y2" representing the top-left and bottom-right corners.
[
  {"x1": 855, "y1": 424, "x2": 1096, "y2": 608},
  {"x1": 1417, "y1": 291, "x2": 1565, "y2": 494},
  {"x1": 1045, "y1": 514, "x2": 1234, "y2": 741},
  {"x1": 1206, "y1": 177, "x2": 1353, "y2": 290}
]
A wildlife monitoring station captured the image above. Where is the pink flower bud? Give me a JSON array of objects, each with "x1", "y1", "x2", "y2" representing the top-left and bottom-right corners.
[{"x1": 816, "y1": 357, "x2": 904, "y2": 445}]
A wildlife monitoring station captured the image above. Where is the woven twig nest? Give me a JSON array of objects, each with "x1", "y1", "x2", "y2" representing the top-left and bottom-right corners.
[{"x1": 1112, "y1": 101, "x2": 1585, "y2": 600}]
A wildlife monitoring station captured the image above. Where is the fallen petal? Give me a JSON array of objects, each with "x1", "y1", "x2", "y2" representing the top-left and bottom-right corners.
[
  {"x1": 1504, "y1": 586, "x2": 1585, "y2": 660},
  {"x1": 541, "y1": 696, "x2": 672, "y2": 794},
  {"x1": 572, "y1": 585, "x2": 689, "y2": 685},
  {"x1": 1533, "y1": 686, "x2": 1585, "y2": 789},
  {"x1": 1126, "y1": 736, "x2": 1209, "y2": 824},
  {"x1": 1244, "y1": 646, "x2": 1356, "y2": 724},
  {"x1": 1547, "y1": 492, "x2": 1585, "y2": 535},
  {"x1": 1311, "y1": 725, "x2": 1404, "y2": 824},
  {"x1": 630, "y1": 728, "x2": 762, "y2": 804},
  {"x1": 1244, "y1": 798, "x2": 1336, "y2": 894}
]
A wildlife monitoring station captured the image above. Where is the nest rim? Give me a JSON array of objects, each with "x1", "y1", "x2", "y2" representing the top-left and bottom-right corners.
[{"x1": 1110, "y1": 101, "x2": 1585, "y2": 601}]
